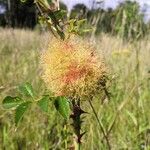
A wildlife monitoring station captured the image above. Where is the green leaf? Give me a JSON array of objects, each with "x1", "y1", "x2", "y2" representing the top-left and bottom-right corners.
[
  {"x1": 77, "y1": 19, "x2": 86, "y2": 26},
  {"x1": 68, "y1": 19, "x2": 76, "y2": 31},
  {"x1": 54, "y1": 10, "x2": 67, "y2": 20},
  {"x1": 37, "y1": 96, "x2": 49, "y2": 113},
  {"x1": 2, "y1": 96, "x2": 22, "y2": 109},
  {"x1": 54, "y1": 97, "x2": 71, "y2": 120},
  {"x1": 19, "y1": 82, "x2": 34, "y2": 98},
  {"x1": 15, "y1": 101, "x2": 31, "y2": 125}
]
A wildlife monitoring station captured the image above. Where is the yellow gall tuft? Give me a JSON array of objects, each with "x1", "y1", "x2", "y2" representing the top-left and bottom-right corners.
[{"x1": 40, "y1": 37, "x2": 107, "y2": 99}]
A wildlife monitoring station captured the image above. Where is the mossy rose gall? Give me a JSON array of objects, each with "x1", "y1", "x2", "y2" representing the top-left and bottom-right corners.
[{"x1": 40, "y1": 37, "x2": 107, "y2": 99}]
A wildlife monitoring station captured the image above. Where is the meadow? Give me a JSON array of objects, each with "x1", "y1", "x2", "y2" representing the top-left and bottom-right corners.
[{"x1": 0, "y1": 28, "x2": 150, "y2": 150}]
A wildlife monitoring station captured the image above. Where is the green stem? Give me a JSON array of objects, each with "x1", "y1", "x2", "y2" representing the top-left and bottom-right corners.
[
  {"x1": 88, "y1": 99, "x2": 111, "y2": 150},
  {"x1": 63, "y1": 124, "x2": 68, "y2": 149}
]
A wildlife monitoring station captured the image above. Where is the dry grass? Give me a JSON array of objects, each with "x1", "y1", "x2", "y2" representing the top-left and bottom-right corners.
[{"x1": 0, "y1": 29, "x2": 150, "y2": 150}]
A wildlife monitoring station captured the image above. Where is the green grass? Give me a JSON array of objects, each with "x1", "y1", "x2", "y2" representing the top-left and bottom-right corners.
[{"x1": 0, "y1": 29, "x2": 150, "y2": 150}]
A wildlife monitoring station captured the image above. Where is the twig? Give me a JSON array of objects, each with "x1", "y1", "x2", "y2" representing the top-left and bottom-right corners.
[{"x1": 71, "y1": 99, "x2": 86, "y2": 150}]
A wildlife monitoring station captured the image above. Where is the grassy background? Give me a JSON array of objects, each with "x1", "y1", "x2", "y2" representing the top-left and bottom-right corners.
[{"x1": 0, "y1": 29, "x2": 150, "y2": 150}]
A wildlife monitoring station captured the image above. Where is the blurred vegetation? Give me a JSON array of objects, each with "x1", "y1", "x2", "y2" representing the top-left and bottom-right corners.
[
  {"x1": 0, "y1": 0, "x2": 36, "y2": 28},
  {"x1": 0, "y1": 0, "x2": 149, "y2": 40},
  {"x1": 0, "y1": 28, "x2": 150, "y2": 150},
  {"x1": 70, "y1": 1, "x2": 150, "y2": 40}
]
